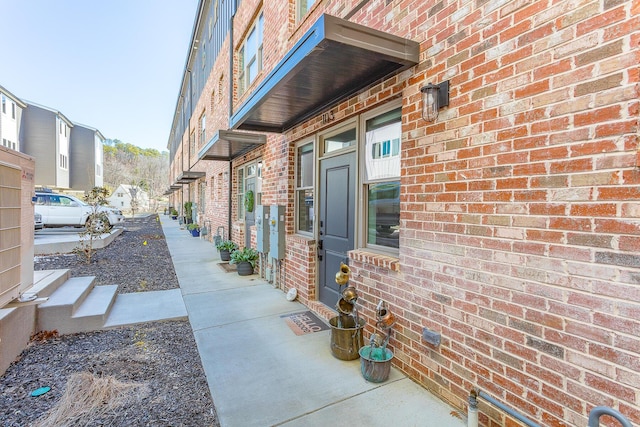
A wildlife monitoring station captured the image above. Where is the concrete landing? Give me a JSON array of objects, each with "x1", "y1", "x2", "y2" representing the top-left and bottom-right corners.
[
  {"x1": 104, "y1": 289, "x2": 187, "y2": 328},
  {"x1": 160, "y1": 215, "x2": 466, "y2": 427}
]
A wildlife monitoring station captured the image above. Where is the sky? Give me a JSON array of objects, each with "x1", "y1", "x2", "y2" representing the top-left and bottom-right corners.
[{"x1": 0, "y1": 0, "x2": 199, "y2": 152}]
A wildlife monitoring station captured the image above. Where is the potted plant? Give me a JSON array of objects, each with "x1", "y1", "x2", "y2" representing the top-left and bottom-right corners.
[
  {"x1": 230, "y1": 247, "x2": 259, "y2": 276},
  {"x1": 184, "y1": 202, "x2": 193, "y2": 224},
  {"x1": 216, "y1": 240, "x2": 237, "y2": 262},
  {"x1": 170, "y1": 208, "x2": 178, "y2": 220},
  {"x1": 187, "y1": 223, "x2": 200, "y2": 237}
]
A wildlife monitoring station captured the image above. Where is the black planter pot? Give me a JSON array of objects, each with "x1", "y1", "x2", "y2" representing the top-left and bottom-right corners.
[
  {"x1": 236, "y1": 261, "x2": 254, "y2": 276},
  {"x1": 220, "y1": 249, "x2": 231, "y2": 262}
]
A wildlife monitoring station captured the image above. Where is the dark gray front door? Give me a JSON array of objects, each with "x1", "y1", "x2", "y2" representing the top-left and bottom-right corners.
[
  {"x1": 318, "y1": 152, "x2": 355, "y2": 307},
  {"x1": 245, "y1": 177, "x2": 255, "y2": 248}
]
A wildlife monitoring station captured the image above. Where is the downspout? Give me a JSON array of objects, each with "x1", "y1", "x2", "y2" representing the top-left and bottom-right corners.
[{"x1": 226, "y1": 2, "x2": 236, "y2": 241}]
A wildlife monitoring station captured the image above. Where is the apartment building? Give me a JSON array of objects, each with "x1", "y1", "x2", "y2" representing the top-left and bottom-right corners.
[
  {"x1": 0, "y1": 85, "x2": 27, "y2": 152},
  {"x1": 167, "y1": 1, "x2": 640, "y2": 425},
  {"x1": 70, "y1": 122, "x2": 105, "y2": 191},
  {"x1": 18, "y1": 100, "x2": 104, "y2": 192}
]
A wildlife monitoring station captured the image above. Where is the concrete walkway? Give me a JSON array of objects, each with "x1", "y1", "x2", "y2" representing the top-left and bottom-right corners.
[{"x1": 160, "y1": 215, "x2": 465, "y2": 427}]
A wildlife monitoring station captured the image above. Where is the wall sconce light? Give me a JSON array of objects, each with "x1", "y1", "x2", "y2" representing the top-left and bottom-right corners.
[{"x1": 420, "y1": 80, "x2": 450, "y2": 122}]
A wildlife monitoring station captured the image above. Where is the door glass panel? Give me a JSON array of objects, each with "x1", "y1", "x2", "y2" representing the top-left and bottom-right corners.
[{"x1": 324, "y1": 128, "x2": 355, "y2": 154}]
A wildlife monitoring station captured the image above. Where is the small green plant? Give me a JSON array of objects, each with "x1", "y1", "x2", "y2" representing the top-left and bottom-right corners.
[
  {"x1": 244, "y1": 190, "x2": 254, "y2": 213},
  {"x1": 170, "y1": 208, "x2": 178, "y2": 216},
  {"x1": 74, "y1": 186, "x2": 111, "y2": 264},
  {"x1": 216, "y1": 239, "x2": 238, "y2": 251},
  {"x1": 229, "y1": 247, "x2": 259, "y2": 268},
  {"x1": 184, "y1": 201, "x2": 193, "y2": 222},
  {"x1": 187, "y1": 223, "x2": 200, "y2": 231}
]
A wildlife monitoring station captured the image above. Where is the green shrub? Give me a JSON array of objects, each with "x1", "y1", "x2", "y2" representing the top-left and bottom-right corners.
[
  {"x1": 216, "y1": 240, "x2": 238, "y2": 251},
  {"x1": 229, "y1": 247, "x2": 259, "y2": 268}
]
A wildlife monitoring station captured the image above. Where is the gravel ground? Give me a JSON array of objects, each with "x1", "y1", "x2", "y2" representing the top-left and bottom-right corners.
[
  {"x1": 34, "y1": 215, "x2": 179, "y2": 294},
  {"x1": 0, "y1": 215, "x2": 219, "y2": 426}
]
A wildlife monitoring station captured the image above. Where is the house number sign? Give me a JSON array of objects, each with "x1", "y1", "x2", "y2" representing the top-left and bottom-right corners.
[{"x1": 321, "y1": 110, "x2": 334, "y2": 124}]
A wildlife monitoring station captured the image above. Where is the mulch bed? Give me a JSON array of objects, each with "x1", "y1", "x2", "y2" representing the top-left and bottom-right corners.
[
  {"x1": 34, "y1": 215, "x2": 180, "y2": 294},
  {"x1": 0, "y1": 215, "x2": 219, "y2": 426}
]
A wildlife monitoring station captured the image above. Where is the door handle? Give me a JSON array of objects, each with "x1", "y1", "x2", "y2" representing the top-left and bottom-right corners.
[{"x1": 317, "y1": 240, "x2": 323, "y2": 250}]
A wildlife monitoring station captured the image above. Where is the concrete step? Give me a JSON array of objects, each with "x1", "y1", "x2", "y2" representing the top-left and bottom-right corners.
[
  {"x1": 37, "y1": 276, "x2": 96, "y2": 334},
  {"x1": 31, "y1": 269, "x2": 71, "y2": 298},
  {"x1": 71, "y1": 285, "x2": 119, "y2": 332}
]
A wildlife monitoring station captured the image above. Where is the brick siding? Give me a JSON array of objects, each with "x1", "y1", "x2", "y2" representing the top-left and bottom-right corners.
[{"x1": 170, "y1": 0, "x2": 640, "y2": 425}]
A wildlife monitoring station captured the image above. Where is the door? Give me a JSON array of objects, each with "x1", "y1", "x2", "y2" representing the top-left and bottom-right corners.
[
  {"x1": 318, "y1": 152, "x2": 356, "y2": 306},
  {"x1": 244, "y1": 177, "x2": 255, "y2": 248}
]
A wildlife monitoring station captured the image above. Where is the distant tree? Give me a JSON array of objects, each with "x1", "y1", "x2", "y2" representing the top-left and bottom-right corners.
[{"x1": 103, "y1": 139, "x2": 169, "y2": 212}]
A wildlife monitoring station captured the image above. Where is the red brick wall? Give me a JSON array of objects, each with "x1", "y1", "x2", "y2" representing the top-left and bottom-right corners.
[{"x1": 176, "y1": 1, "x2": 640, "y2": 426}]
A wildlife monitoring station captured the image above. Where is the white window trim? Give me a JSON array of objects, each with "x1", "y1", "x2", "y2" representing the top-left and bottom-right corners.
[
  {"x1": 295, "y1": 138, "x2": 316, "y2": 236},
  {"x1": 358, "y1": 100, "x2": 402, "y2": 255},
  {"x1": 238, "y1": 12, "x2": 264, "y2": 96}
]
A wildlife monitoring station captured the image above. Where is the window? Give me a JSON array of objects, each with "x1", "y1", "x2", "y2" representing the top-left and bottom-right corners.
[
  {"x1": 11, "y1": 102, "x2": 15, "y2": 119},
  {"x1": 216, "y1": 174, "x2": 223, "y2": 200},
  {"x1": 218, "y1": 75, "x2": 224, "y2": 102},
  {"x1": 59, "y1": 154, "x2": 68, "y2": 169},
  {"x1": 237, "y1": 168, "x2": 245, "y2": 220},
  {"x1": 363, "y1": 107, "x2": 401, "y2": 250},
  {"x1": 201, "y1": 41, "x2": 206, "y2": 69},
  {"x1": 199, "y1": 113, "x2": 206, "y2": 146},
  {"x1": 297, "y1": 0, "x2": 316, "y2": 21},
  {"x1": 1, "y1": 95, "x2": 5, "y2": 114},
  {"x1": 199, "y1": 181, "x2": 206, "y2": 213},
  {"x1": 323, "y1": 127, "x2": 356, "y2": 154},
  {"x1": 236, "y1": 161, "x2": 261, "y2": 220},
  {"x1": 238, "y1": 12, "x2": 264, "y2": 95},
  {"x1": 296, "y1": 142, "x2": 314, "y2": 234}
]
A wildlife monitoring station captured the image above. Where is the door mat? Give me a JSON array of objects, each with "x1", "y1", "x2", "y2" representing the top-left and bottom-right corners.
[
  {"x1": 282, "y1": 311, "x2": 329, "y2": 335},
  {"x1": 217, "y1": 262, "x2": 236, "y2": 273}
]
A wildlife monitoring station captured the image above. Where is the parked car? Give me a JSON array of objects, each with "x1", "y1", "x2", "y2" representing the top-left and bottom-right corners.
[
  {"x1": 35, "y1": 190, "x2": 125, "y2": 231},
  {"x1": 34, "y1": 212, "x2": 43, "y2": 231}
]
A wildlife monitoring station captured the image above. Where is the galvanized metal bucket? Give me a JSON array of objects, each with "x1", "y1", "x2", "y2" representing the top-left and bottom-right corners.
[
  {"x1": 359, "y1": 345, "x2": 393, "y2": 382},
  {"x1": 329, "y1": 316, "x2": 365, "y2": 360}
]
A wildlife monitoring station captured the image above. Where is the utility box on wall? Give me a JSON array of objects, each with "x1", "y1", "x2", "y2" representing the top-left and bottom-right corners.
[
  {"x1": 269, "y1": 205, "x2": 285, "y2": 259},
  {"x1": 255, "y1": 205, "x2": 270, "y2": 253}
]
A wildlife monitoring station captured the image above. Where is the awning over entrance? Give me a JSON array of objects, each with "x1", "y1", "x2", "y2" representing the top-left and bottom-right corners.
[
  {"x1": 163, "y1": 185, "x2": 182, "y2": 195},
  {"x1": 198, "y1": 130, "x2": 267, "y2": 161},
  {"x1": 175, "y1": 171, "x2": 205, "y2": 184},
  {"x1": 230, "y1": 14, "x2": 419, "y2": 133}
]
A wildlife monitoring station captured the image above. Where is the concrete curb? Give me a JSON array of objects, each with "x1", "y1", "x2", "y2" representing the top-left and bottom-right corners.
[{"x1": 34, "y1": 227, "x2": 123, "y2": 255}]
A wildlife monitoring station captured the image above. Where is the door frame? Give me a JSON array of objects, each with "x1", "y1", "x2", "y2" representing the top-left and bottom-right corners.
[
  {"x1": 237, "y1": 159, "x2": 262, "y2": 248},
  {"x1": 315, "y1": 120, "x2": 359, "y2": 307}
]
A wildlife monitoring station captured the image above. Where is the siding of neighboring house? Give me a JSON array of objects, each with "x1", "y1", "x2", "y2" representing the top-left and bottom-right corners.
[
  {"x1": 167, "y1": 1, "x2": 640, "y2": 426},
  {"x1": 21, "y1": 103, "x2": 73, "y2": 190},
  {"x1": 0, "y1": 85, "x2": 27, "y2": 152},
  {"x1": 70, "y1": 123, "x2": 104, "y2": 191},
  {"x1": 108, "y1": 184, "x2": 149, "y2": 211}
]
